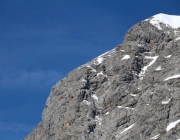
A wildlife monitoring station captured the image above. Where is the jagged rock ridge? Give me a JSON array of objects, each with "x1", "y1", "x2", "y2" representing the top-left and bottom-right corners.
[{"x1": 24, "y1": 13, "x2": 180, "y2": 140}]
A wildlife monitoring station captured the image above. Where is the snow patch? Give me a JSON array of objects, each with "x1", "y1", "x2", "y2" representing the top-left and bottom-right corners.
[
  {"x1": 146, "y1": 13, "x2": 180, "y2": 29},
  {"x1": 93, "y1": 49, "x2": 115, "y2": 65},
  {"x1": 164, "y1": 55, "x2": 171, "y2": 58},
  {"x1": 81, "y1": 78, "x2": 87, "y2": 82},
  {"x1": 155, "y1": 66, "x2": 162, "y2": 71},
  {"x1": 166, "y1": 119, "x2": 180, "y2": 132},
  {"x1": 97, "y1": 57, "x2": 104, "y2": 64},
  {"x1": 139, "y1": 56, "x2": 159, "y2": 79},
  {"x1": 162, "y1": 98, "x2": 171, "y2": 104},
  {"x1": 164, "y1": 74, "x2": 180, "y2": 81},
  {"x1": 130, "y1": 94, "x2": 137, "y2": 97},
  {"x1": 121, "y1": 55, "x2": 130, "y2": 60},
  {"x1": 92, "y1": 94, "x2": 98, "y2": 100},
  {"x1": 105, "y1": 112, "x2": 109, "y2": 115},
  {"x1": 151, "y1": 134, "x2": 160, "y2": 139}
]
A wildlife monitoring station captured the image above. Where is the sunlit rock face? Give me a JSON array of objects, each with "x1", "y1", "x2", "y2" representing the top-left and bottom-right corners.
[{"x1": 24, "y1": 14, "x2": 180, "y2": 140}]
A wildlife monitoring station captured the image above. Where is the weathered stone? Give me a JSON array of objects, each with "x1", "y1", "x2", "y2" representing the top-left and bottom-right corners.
[{"x1": 24, "y1": 14, "x2": 180, "y2": 140}]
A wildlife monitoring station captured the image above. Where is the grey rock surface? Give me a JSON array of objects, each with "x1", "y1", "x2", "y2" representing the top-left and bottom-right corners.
[{"x1": 24, "y1": 15, "x2": 180, "y2": 140}]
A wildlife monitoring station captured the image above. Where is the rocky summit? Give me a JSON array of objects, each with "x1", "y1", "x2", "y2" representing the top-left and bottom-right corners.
[{"x1": 24, "y1": 13, "x2": 180, "y2": 140}]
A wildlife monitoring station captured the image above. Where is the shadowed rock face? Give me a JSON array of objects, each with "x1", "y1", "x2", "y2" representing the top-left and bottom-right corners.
[{"x1": 24, "y1": 15, "x2": 180, "y2": 140}]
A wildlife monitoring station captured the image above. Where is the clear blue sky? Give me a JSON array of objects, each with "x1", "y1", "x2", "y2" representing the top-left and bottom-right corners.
[{"x1": 0, "y1": 0, "x2": 180, "y2": 139}]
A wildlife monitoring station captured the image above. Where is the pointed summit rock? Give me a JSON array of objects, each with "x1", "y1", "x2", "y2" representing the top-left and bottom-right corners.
[{"x1": 24, "y1": 14, "x2": 180, "y2": 140}]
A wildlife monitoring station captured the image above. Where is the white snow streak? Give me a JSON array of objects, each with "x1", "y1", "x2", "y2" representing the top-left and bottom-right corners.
[
  {"x1": 151, "y1": 134, "x2": 160, "y2": 139},
  {"x1": 116, "y1": 124, "x2": 135, "y2": 138},
  {"x1": 130, "y1": 94, "x2": 137, "y2": 97},
  {"x1": 164, "y1": 74, "x2": 180, "y2": 81},
  {"x1": 166, "y1": 119, "x2": 180, "y2": 132},
  {"x1": 139, "y1": 56, "x2": 159, "y2": 79},
  {"x1": 164, "y1": 55, "x2": 171, "y2": 58},
  {"x1": 162, "y1": 98, "x2": 171, "y2": 104},
  {"x1": 117, "y1": 106, "x2": 134, "y2": 110},
  {"x1": 121, "y1": 55, "x2": 130, "y2": 60}
]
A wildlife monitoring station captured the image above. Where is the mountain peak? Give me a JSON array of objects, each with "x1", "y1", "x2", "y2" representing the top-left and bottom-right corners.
[
  {"x1": 145, "y1": 13, "x2": 180, "y2": 30},
  {"x1": 24, "y1": 13, "x2": 180, "y2": 140}
]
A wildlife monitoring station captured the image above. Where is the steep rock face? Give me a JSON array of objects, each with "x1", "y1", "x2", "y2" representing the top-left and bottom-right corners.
[{"x1": 24, "y1": 14, "x2": 180, "y2": 140}]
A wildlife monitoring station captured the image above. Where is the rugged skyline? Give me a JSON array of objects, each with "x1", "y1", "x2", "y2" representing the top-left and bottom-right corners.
[
  {"x1": 1, "y1": 0, "x2": 180, "y2": 140},
  {"x1": 24, "y1": 13, "x2": 180, "y2": 140}
]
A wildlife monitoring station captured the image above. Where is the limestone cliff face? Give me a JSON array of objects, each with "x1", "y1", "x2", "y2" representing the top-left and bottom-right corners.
[{"x1": 24, "y1": 14, "x2": 180, "y2": 140}]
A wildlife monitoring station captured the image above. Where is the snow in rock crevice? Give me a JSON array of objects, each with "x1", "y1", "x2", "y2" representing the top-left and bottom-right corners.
[
  {"x1": 150, "y1": 134, "x2": 160, "y2": 139},
  {"x1": 155, "y1": 66, "x2": 162, "y2": 71},
  {"x1": 116, "y1": 124, "x2": 135, "y2": 138},
  {"x1": 93, "y1": 49, "x2": 115, "y2": 65},
  {"x1": 96, "y1": 57, "x2": 104, "y2": 64},
  {"x1": 121, "y1": 55, "x2": 130, "y2": 60},
  {"x1": 162, "y1": 98, "x2": 171, "y2": 104},
  {"x1": 105, "y1": 112, "x2": 109, "y2": 115},
  {"x1": 130, "y1": 94, "x2": 137, "y2": 97},
  {"x1": 175, "y1": 37, "x2": 180, "y2": 41},
  {"x1": 164, "y1": 74, "x2": 180, "y2": 81},
  {"x1": 139, "y1": 56, "x2": 159, "y2": 79},
  {"x1": 117, "y1": 106, "x2": 134, "y2": 110},
  {"x1": 164, "y1": 55, "x2": 171, "y2": 58},
  {"x1": 166, "y1": 119, "x2": 180, "y2": 132},
  {"x1": 92, "y1": 94, "x2": 98, "y2": 101}
]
